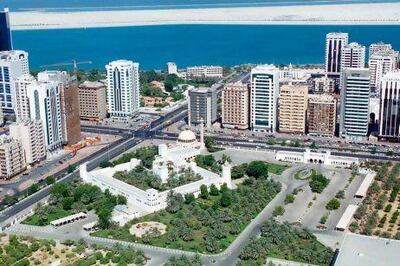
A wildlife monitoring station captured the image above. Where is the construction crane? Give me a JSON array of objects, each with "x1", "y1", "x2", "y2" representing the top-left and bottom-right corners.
[{"x1": 40, "y1": 59, "x2": 93, "y2": 71}]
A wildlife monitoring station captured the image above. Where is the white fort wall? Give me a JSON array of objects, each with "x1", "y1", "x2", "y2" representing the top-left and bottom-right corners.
[{"x1": 80, "y1": 157, "x2": 232, "y2": 213}]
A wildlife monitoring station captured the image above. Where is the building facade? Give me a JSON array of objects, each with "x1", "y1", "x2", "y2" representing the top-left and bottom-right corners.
[
  {"x1": 222, "y1": 81, "x2": 250, "y2": 130},
  {"x1": 312, "y1": 76, "x2": 335, "y2": 94},
  {"x1": 250, "y1": 64, "x2": 279, "y2": 132},
  {"x1": 166, "y1": 62, "x2": 177, "y2": 75},
  {"x1": 379, "y1": 71, "x2": 400, "y2": 140},
  {"x1": 0, "y1": 50, "x2": 29, "y2": 114},
  {"x1": 61, "y1": 83, "x2": 81, "y2": 145},
  {"x1": 26, "y1": 80, "x2": 63, "y2": 151},
  {"x1": 325, "y1": 32, "x2": 349, "y2": 76},
  {"x1": 9, "y1": 119, "x2": 46, "y2": 164},
  {"x1": 341, "y1": 42, "x2": 366, "y2": 70},
  {"x1": 14, "y1": 74, "x2": 35, "y2": 122},
  {"x1": 0, "y1": 136, "x2": 26, "y2": 180},
  {"x1": 308, "y1": 94, "x2": 336, "y2": 136},
  {"x1": 278, "y1": 84, "x2": 308, "y2": 134},
  {"x1": 340, "y1": 68, "x2": 370, "y2": 140},
  {"x1": 106, "y1": 60, "x2": 140, "y2": 118},
  {"x1": 186, "y1": 65, "x2": 223, "y2": 78},
  {"x1": 78, "y1": 81, "x2": 107, "y2": 121},
  {"x1": 0, "y1": 8, "x2": 12, "y2": 52},
  {"x1": 188, "y1": 86, "x2": 218, "y2": 127},
  {"x1": 369, "y1": 50, "x2": 399, "y2": 92},
  {"x1": 369, "y1": 42, "x2": 393, "y2": 57}
]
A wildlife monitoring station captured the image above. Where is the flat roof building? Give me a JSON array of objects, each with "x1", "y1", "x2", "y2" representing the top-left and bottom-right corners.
[
  {"x1": 308, "y1": 94, "x2": 336, "y2": 136},
  {"x1": 188, "y1": 86, "x2": 218, "y2": 127},
  {"x1": 187, "y1": 65, "x2": 223, "y2": 78},
  {"x1": 78, "y1": 81, "x2": 107, "y2": 121},
  {"x1": 379, "y1": 71, "x2": 400, "y2": 141},
  {"x1": 325, "y1": 32, "x2": 349, "y2": 77},
  {"x1": 0, "y1": 8, "x2": 12, "y2": 52},
  {"x1": 250, "y1": 64, "x2": 279, "y2": 133},
  {"x1": 340, "y1": 68, "x2": 370, "y2": 140},
  {"x1": 278, "y1": 84, "x2": 308, "y2": 134},
  {"x1": 222, "y1": 80, "x2": 250, "y2": 130},
  {"x1": 9, "y1": 119, "x2": 46, "y2": 165},
  {"x1": 0, "y1": 135, "x2": 26, "y2": 180}
]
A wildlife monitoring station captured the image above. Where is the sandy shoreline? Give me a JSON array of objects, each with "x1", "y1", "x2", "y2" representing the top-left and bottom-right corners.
[{"x1": 10, "y1": 3, "x2": 400, "y2": 30}]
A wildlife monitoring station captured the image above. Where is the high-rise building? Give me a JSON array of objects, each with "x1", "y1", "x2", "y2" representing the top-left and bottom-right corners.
[
  {"x1": 0, "y1": 50, "x2": 29, "y2": 114},
  {"x1": 61, "y1": 83, "x2": 81, "y2": 145},
  {"x1": 26, "y1": 80, "x2": 63, "y2": 151},
  {"x1": 106, "y1": 60, "x2": 140, "y2": 118},
  {"x1": 250, "y1": 64, "x2": 279, "y2": 132},
  {"x1": 0, "y1": 8, "x2": 12, "y2": 52},
  {"x1": 379, "y1": 71, "x2": 400, "y2": 140},
  {"x1": 9, "y1": 119, "x2": 46, "y2": 164},
  {"x1": 308, "y1": 94, "x2": 337, "y2": 136},
  {"x1": 369, "y1": 42, "x2": 393, "y2": 57},
  {"x1": 0, "y1": 135, "x2": 26, "y2": 180},
  {"x1": 0, "y1": 106, "x2": 3, "y2": 126},
  {"x1": 341, "y1": 42, "x2": 366, "y2": 70},
  {"x1": 325, "y1": 32, "x2": 348, "y2": 76},
  {"x1": 369, "y1": 50, "x2": 399, "y2": 92},
  {"x1": 167, "y1": 62, "x2": 178, "y2": 75},
  {"x1": 187, "y1": 66, "x2": 223, "y2": 78},
  {"x1": 36, "y1": 71, "x2": 81, "y2": 145},
  {"x1": 312, "y1": 76, "x2": 335, "y2": 94},
  {"x1": 340, "y1": 68, "x2": 370, "y2": 140},
  {"x1": 14, "y1": 74, "x2": 36, "y2": 122},
  {"x1": 188, "y1": 86, "x2": 218, "y2": 127},
  {"x1": 222, "y1": 80, "x2": 250, "y2": 130},
  {"x1": 78, "y1": 81, "x2": 107, "y2": 121},
  {"x1": 278, "y1": 84, "x2": 308, "y2": 134}
]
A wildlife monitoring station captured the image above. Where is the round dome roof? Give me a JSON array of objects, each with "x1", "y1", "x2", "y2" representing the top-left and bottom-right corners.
[{"x1": 178, "y1": 130, "x2": 196, "y2": 143}]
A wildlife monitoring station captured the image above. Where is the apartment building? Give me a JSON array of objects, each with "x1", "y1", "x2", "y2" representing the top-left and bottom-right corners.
[
  {"x1": 278, "y1": 84, "x2": 308, "y2": 134},
  {"x1": 222, "y1": 80, "x2": 250, "y2": 130},
  {"x1": 78, "y1": 81, "x2": 107, "y2": 121},
  {"x1": 308, "y1": 94, "x2": 337, "y2": 136},
  {"x1": 0, "y1": 135, "x2": 25, "y2": 180}
]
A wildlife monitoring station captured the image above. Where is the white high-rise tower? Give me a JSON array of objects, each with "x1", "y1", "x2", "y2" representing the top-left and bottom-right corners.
[
  {"x1": 0, "y1": 50, "x2": 29, "y2": 114},
  {"x1": 341, "y1": 42, "x2": 366, "y2": 70},
  {"x1": 369, "y1": 49, "x2": 399, "y2": 92},
  {"x1": 325, "y1": 33, "x2": 349, "y2": 76},
  {"x1": 250, "y1": 64, "x2": 279, "y2": 133},
  {"x1": 340, "y1": 68, "x2": 370, "y2": 140},
  {"x1": 106, "y1": 60, "x2": 140, "y2": 118}
]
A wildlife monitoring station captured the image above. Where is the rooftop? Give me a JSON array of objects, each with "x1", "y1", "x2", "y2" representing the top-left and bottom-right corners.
[{"x1": 335, "y1": 233, "x2": 400, "y2": 266}]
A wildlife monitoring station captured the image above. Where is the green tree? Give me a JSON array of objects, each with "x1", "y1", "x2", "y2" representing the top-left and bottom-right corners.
[
  {"x1": 220, "y1": 191, "x2": 232, "y2": 207},
  {"x1": 284, "y1": 194, "x2": 295, "y2": 204},
  {"x1": 272, "y1": 205, "x2": 285, "y2": 217},
  {"x1": 246, "y1": 161, "x2": 268, "y2": 179},
  {"x1": 184, "y1": 193, "x2": 195, "y2": 204},
  {"x1": 326, "y1": 198, "x2": 340, "y2": 210},
  {"x1": 45, "y1": 176, "x2": 56, "y2": 185},
  {"x1": 200, "y1": 184, "x2": 209, "y2": 199},
  {"x1": 210, "y1": 184, "x2": 219, "y2": 196}
]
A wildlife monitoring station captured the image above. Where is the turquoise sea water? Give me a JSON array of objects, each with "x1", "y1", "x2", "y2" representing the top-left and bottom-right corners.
[
  {"x1": 12, "y1": 25, "x2": 400, "y2": 70},
  {"x1": 1, "y1": 0, "x2": 397, "y2": 12}
]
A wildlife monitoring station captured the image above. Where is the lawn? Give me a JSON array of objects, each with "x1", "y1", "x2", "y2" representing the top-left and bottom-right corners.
[
  {"x1": 23, "y1": 208, "x2": 72, "y2": 226},
  {"x1": 265, "y1": 163, "x2": 288, "y2": 175},
  {"x1": 92, "y1": 177, "x2": 282, "y2": 254}
]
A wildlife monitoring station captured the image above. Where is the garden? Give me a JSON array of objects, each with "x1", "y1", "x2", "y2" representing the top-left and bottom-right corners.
[{"x1": 92, "y1": 173, "x2": 282, "y2": 254}]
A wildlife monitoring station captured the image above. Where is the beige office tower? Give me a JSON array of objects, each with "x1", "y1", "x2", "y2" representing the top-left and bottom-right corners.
[
  {"x1": 9, "y1": 119, "x2": 46, "y2": 165},
  {"x1": 278, "y1": 84, "x2": 308, "y2": 133},
  {"x1": 0, "y1": 135, "x2": 26, "y2": 180},
  {"x1": 78, "y1": 81, "x2": 107, "y2": 121},
  {"x1": 222, "y1": 81, "x2": 250, "y2": 130},
  {"x1": 308, "y1": 94, "x2": 337, "y2": 136}
]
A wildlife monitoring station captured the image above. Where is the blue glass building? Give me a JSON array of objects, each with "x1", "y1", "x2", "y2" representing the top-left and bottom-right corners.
[{"x1": 0, "y1": 8, "x2": 12, "y2": 51}]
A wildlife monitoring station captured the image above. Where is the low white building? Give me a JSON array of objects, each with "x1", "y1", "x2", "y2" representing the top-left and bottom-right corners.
[
  {"x1": 80, "y1": 129, "x2": 232, "y2": 215},
  {"x1": 275, "y1": 148, "x2": 359, "y2": 167}
]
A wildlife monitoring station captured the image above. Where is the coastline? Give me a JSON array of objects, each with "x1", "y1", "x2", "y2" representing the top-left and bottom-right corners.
[{"x1": 10, "y1": 3, "x2": 400, "y2": 30}]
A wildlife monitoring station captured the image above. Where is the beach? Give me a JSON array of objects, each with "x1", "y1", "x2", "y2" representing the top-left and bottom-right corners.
[{"x1": 10, "y1": 2, "x2": 400, "y2": 30}]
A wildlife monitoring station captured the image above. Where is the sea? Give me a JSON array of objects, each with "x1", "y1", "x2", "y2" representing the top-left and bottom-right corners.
[{"x1": 11, "y1": 25, "x2": 400, "y2": 70}]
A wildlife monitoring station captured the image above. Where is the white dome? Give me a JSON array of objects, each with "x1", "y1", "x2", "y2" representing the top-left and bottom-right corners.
[{"x1": 178, "y1": 130, "x2": 197, "y2": 143}]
